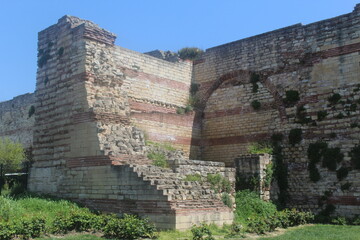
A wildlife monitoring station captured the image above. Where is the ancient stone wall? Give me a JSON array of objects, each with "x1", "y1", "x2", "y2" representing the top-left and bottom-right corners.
[
  {"x1": 27, "y1": 15, "x2": 233, "y2": 229},
  {"x1": 0, "y1": 93, "x2": 35, "y2": 148},
  {"x1": 193, "y1": 5, "x2": 360, "y2": 216},
  {"x1": 3, "y1": 4, "x2": 360, "y2": 224}
]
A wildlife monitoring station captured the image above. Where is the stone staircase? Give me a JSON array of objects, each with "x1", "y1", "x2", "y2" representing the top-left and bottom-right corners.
[{"x1": 130, "y1": 164, "x2": 222, "y2": 202}]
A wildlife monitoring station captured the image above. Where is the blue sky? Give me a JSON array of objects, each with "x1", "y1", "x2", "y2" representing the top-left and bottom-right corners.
[{"x1": 0, "y1": 0, "x2": 359, "y2": 102}]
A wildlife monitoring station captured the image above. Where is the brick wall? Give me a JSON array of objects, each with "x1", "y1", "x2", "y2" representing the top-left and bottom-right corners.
[
  {"x1": 0, "y1": 93, "x2": 35, "y2": 148},
  {"x1": 193, "y1": 5, "x2": 360, "y2": 216}
]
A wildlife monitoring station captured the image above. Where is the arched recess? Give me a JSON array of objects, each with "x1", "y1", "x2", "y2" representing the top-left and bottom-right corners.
[{"x1": 195, "y1": 69, "x2": 286, "y2": 166}]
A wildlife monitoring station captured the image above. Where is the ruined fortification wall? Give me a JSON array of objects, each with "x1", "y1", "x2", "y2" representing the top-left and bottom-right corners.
[
  {"x1": 28, "y1": 15, "x2": 233, "y2": 229},
  {"x1": 83, "y1": 37, "x2": 196, "y2": 157},
  {"x1": 0, "y1": 93, "x2": 35, "y2": 148},
  {"x1": 193, "y1": 5, "x2": 360, "y2": 216}
]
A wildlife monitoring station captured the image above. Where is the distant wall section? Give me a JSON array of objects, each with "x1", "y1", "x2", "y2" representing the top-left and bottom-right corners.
[{"x1": 0, "y1": 93, "x2": 35, "y2": 148}]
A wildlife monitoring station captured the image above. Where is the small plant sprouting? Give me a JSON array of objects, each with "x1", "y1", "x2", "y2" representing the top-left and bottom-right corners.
[
  {"x1": 250, "y1": 73, "x2": 260, "y2": 93},
  {"x1": 184, "y1": 174, "x2": 202, "y2": 182},
  {"x1": 328, "y1": 93, "x2": 341, "y2": 105},
  {"x1": 57, "y1": 47, "x2": 64, "y2": 57},
  {"x1": 251, "y1": 100, "x2": 261, "y2": 110},
  {"x1": 284, "y1": 90, "x2": 300, "y2": 105},
  {"x1": 317, "y1": 111, "x2": 328, "y2": 121},
  {"x1": 335, "y1": 112, "x2": 345, "y2": 119},
  {"x1": 178, "y1": 47, "x2": 204, "y2": 60},
  {"x1": 147, "y1": 152, "x2": 168, "y2": 168},
  {"x1": 288, "y1": 128, "x2": 302, "y2": 145},
  {"x1": 44, "y1": 76, "x2": 49, "y2": 85},
  {"x1": 248, "y1": 142, "x2": 273, "y2": 154},
  {"x1": 28, "y1": 105, "x2": 35, "y2": 118},
  {"x1": 341, "y1": 182, "x2": 352, "y2": 191},
  {"x1": 336, "y1": 167, "x2": 349, "y2": 181}
]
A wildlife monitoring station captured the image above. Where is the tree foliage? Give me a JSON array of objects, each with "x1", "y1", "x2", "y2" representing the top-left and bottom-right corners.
[{"x1": 0, "y1": 138, "x2": 25, "y2": 173}]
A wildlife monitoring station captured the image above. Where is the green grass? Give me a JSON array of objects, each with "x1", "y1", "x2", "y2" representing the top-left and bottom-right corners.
[
  {"x1": 234, "y1": 190, "x2": 277, "y2": 226},
  {"x1": 36, "y1": 234, "x2": 107, "y2": 240},
  {"x1": 260, "y1": 224, "x2": 360, "y2": 240},
  {"x1": 0, "y1": 194, "x2": 92, "y2": 227}
]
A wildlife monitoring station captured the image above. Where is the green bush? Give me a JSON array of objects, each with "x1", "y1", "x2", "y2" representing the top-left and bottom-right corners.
[
  {"x1": 350, "y1": 145, "x2": 360, "y2": 169},
  {"x1": 328, "y1": 93, "x2": 341, "y2": 105},
  {"x1": 250, "y1": 73, "x2": 260, "y2": 93},
  {"x1": 336, "y1": 167, "x2": 349, "y2": 181},
  {"x1": 248, "y1": 142, "x2": 272, "y2": 154},
  {"x1": 16, "y1": 217, "x2": 46, "y2": 239},
  {"x1": 206, "y1": 174, "x2": 231, "y2": 193},
  {"x1": 103, "y1": 214, "x2": 156, "y2": 240},
  {"x1": 178, "y1": 47, "x2": 204, "y2": 61},
  {"x1": 221, "y1": 193, "x2": 233, "y2": 208},
  {"x1": 234, "y1": 190, "x2": 277, "y2": 224},
  {"x1": 322, "y1": 147, "x2": 343, "y2": 171},
  {"x1": 251, "y1": 100, "x2": 261, "y2": 110},
  {"x1": 0, "y1": 222, "x2": 15, "y2": 240},
  {"x1": 288, "y1": 128, "x2": 302, "y2": 145},
  {"x1": 284, "y1": 90, "x2": 300, "y2": 105},
  {"x1": 147, "y1": 152, "x2": 168, "y2": 168},
  {"x1": 191, "y1": 223, "x2": 215, "y2": 240},
  {"x1": 184, "y1": 174, "x2": 202, "y2": 182},
  {"x1": 28, "y1": 106, "x2": 35, "y2": 118},
  {"x1": 341, "y1": 182, "x2": 352, "y2": 191},
  {"x1": 317, "y1": 110, "x2": 328, "y2": 121}
]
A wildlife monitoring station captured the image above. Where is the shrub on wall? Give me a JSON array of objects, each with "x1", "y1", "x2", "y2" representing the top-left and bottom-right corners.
[
  {"x1": 250, "y1": 73, "x2": 260, "y2": 93},
  {"x1": 288, "y1": 129, "x2": 302, "y2": 145},
  {"x1": 251, "y1": 100, "x2": 261, "y2": 110},
  {"x1": 284, "y1": 90, "x2": 300, "y2": 105},
  {"x1": 322, "y1": 147, "x2": 343, "y2": 171},
  {"x1": 147, "y1": 152, "x2": 168, "y2": 168},
  {"x1": 317, "y1": 110, "x2": 328, "y2": 121},
  {"x1": 350, "y1": 145, "x2": 360, "y2": 169},
  {"x1": 248, "y1": 142, "x2": 272, "y2": 154},
  {"x1": 328, "y1": 93, "x2": 341, "y2": 105},
  {"x1": 178, "y1": 47, "x2": 204, "y2": 60},
  {"x1": 28, "y1": 106, "x2": 35, "y2": 118},
  {"x1": 336, "y1": 167, "x2": 349, "y2": 181}
]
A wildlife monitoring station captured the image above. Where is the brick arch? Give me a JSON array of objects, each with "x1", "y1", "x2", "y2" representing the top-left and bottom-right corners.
[{"x1": 198, "y1": 69, "x2": 287, "y2": 122}]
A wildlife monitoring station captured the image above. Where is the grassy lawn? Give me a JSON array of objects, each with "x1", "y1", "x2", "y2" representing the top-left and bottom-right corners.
[
  {"x1": 35, "y1": 224, "x2": 360, "y2": 239},
  {"x1": 36, "y1": 234, "x2": 106, "y2": 240},
  {"x1": 260, "y1": 224, "x2": 360, "y2": 240}
]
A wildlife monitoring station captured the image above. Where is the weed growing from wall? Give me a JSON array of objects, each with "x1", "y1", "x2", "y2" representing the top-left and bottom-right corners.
[
  {"x1": 207, "y1": 173, "x2": 231, "y2": 193},
  {"x1": 28, "y1": 106, "x2": 35, "y2": 118},
  {"x1": 288, "y1": 128, "x2": 302, "y2": 145},
  {"x1": 248, "y1": 142, "x2": 272, "y2": 154},
  {"x1": 336, "y1": 167, "x2": 349, "y2": 181},
  {"x1": 178, "y1": 47, "x2": 203, "y2": 60},
  {"x1": 271, "y1": 134, "x2": 288, "y2": 209},
  {"x1": 296, "y1": 105, "x2": 312, "y2": 124},
  {"x1": 147, "y1": 152, "x2": 168, "y2": 168},
  {"x1": 250, "y1": 73, "x2": 260, "y2": 93},
  {"x1": 317, "y1": 110, "x2": 328, "y2": 121},
  {"x1": 251, "y1": 100, "x2": 261, "y2": 110},
  {"x1": 328, "y1": 93, "x2": 341, "y2": 105},
  {"x1": 322, "y1": 147, "x2": 343, "y2": 171},
  {"x1": 350, "y1": 145, "x2": 360, "y2": 169},
  {"x1": 183, "y1": 174, "x2": 202, "y2": 182},
  {"x1": 284, "y1": 90, "x2": 300, "y2": 105}
]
